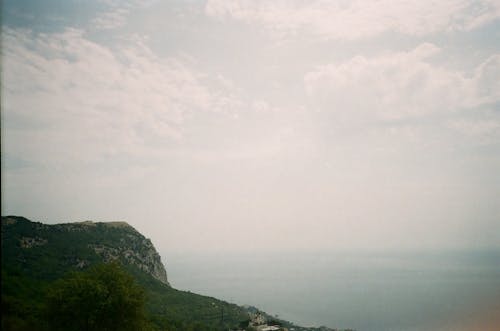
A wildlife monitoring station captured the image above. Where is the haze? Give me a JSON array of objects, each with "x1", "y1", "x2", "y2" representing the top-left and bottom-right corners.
[{"x1": 2, "y1": 0, "x2": 500, "y2": 257}]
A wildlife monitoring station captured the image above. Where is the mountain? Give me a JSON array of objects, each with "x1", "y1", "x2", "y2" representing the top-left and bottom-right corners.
[
  {"x1": 2, "y1": 216, "x2": 168, "y2": 284},
  {"x1": 1, "y1": 216, "x2": 249, "y2": 331}
]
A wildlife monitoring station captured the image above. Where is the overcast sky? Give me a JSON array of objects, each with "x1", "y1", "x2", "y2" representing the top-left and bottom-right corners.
[{"x1": 2, "y1": 0, "x2": 500, "y2": 256}]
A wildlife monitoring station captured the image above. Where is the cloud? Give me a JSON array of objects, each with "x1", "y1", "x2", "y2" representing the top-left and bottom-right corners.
[
  {"x1": 2, "y1": 1, "x2": 499, "y2": 255},
  {"x1": 205, "y1": 0, "x2": 500, "y2": 40},
  {"x1": 91, "y1": 8, "x2": 130, "y2": 30},
  {"x1": 474, "y1": 54, "x2": 500, "y2": 104},
  {"x1": 448, "y1": 118, "x2": 500, "y2": 144},
  {"x1": 90, "y1": 0, "x2": 157, "y2": 30},
  {"x1": 303, "y1": 43, "x2": 500, "y2": 122},
  {"x1": 2, "y1": 27, "x2": 238, "y2": 168}
]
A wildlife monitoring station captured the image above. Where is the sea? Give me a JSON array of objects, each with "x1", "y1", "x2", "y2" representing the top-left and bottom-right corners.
[{"x1": 165, "y1": 250, "x2": 500, "y2": 331}]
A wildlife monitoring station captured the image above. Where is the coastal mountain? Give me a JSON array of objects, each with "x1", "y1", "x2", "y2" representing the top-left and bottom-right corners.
[
  {"x1": 1, "y1": 216, "x2": 349, "y2": 331},
  {"x1": 2, "y1": 216, "x2": 168, "y2": 285},
  {"x1": 1, "y1": 216, "x2": 248, "y2": 331}
]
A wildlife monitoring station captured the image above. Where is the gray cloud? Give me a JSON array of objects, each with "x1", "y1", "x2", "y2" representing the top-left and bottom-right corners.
[{"x1": 205, "y1": 0, "x2": 500, "y2": 40}]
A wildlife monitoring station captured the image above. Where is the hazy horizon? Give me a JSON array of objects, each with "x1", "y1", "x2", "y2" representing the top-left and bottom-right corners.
[{"x1": 165, "y1": 249, "x2": 500, "y2": 331}]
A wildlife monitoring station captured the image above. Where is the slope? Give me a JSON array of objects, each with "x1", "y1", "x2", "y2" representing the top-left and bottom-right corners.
[{"x1": 1, "y1": 216, "x2": 249, "y2": 331}]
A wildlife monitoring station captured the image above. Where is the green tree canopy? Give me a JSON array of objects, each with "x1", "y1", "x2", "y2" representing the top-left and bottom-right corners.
[{"x1": 46, "y1": 262, "x2": 150, "y2": 331}]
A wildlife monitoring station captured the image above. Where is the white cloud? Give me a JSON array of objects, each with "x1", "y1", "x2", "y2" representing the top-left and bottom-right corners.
[
  {"x1": 90, "y1": 0, "x2": 157, "y2": 30},
  {"x1": 304, "y1": 43, "x2": 500, "y2": 121},
  {"x1": 474, "y1": 54, "x2": 500, "y2": 104},
  {"x1": 2, "y1": 1, "x2": 499, "y2": 255},
  {"x1": 91, "y1": 8, "x2": 130, "y2": 30},
  {"x1": 205, "y1": 0, "x2": 500, "y2": 40},
  {"x1": 448, "y1": 118, "x2": 500, "y2": 143},
  {"x1": 2, "y1": 27, "x2": 238, "y2": 167}
]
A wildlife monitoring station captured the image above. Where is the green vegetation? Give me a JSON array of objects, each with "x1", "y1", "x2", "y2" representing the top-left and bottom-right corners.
[
  {"x1": 1, "y1": 216, "x2": 248, "y2": 331},
  {"x1": 46, "y1": 263, "x2": 149, "y2": 331}
]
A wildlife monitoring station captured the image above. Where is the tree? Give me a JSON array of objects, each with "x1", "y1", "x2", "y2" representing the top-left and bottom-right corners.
[{"x1": 46, "y1": 262, "x2": 150, "y2": 331}]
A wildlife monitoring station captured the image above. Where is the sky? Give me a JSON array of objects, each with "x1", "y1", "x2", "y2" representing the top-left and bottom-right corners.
[{"x1": 2, "y1": 0, "x2": 500, "y2": 257}]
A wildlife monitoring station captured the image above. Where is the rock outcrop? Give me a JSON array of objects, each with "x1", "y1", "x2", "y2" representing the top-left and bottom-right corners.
[{"x1": 1, "y1": 216, "x2": 169, "y2": 285}]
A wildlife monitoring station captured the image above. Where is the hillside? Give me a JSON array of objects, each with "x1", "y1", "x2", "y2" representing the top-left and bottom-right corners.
[{"x1": 1, "y1": 216, "x2": 249, "y2": 331}]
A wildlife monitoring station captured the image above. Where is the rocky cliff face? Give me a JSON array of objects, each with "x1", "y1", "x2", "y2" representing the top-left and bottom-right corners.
[
  {"x1": 87, "y1": 225, "x2": 169, "y2": 285},
  {"x1": 1, "y1": 216, "x2": 169, "y2": 285}
]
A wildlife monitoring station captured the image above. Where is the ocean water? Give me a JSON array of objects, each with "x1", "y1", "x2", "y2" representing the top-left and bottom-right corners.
[{"x1": 165, "y1": 250, "x2": 500, "y2": 331}]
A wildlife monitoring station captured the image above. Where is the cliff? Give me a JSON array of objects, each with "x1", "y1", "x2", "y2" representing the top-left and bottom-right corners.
[
  {"x1": 1, "y1": 216, "x2": 248, "y2": 331},
  {"x1": 1, "y1": 216, "x2": 169, "y2": 285}
]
